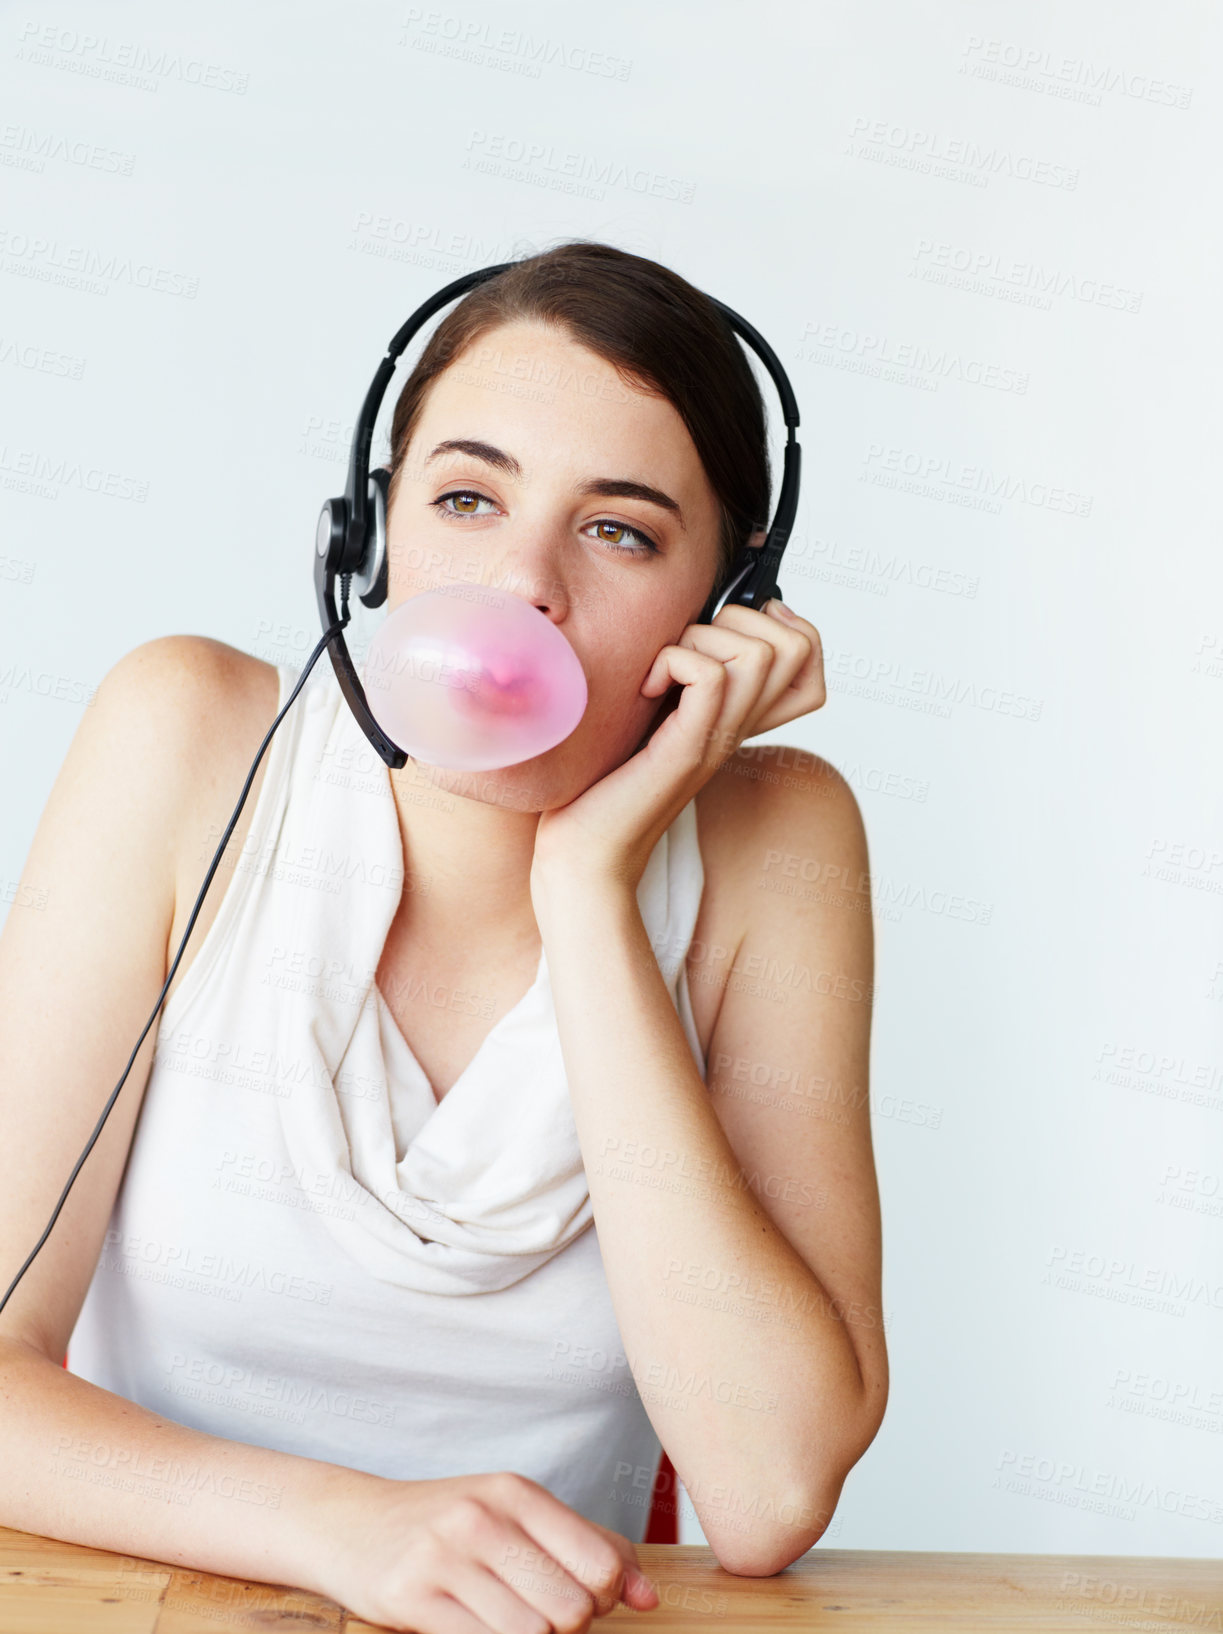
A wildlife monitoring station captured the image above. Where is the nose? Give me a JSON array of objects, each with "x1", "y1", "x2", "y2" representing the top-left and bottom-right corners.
[{"x1": 487, "y1": 530, "x2": 572, "y2": 625}]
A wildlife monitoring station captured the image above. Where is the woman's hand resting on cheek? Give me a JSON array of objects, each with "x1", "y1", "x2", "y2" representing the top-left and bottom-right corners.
[{"x1": 531, "y1": 598, "x2": 825, "y2": 895}]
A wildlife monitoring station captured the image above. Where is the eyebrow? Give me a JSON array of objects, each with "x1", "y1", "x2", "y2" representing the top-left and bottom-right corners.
[{"x1": 423, "y1": 438, "x2": 686, "y2": 532}]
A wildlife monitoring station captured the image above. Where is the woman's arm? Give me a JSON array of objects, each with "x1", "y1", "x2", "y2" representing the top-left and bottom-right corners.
[
  {"x1": 531, "y1": 755, "x2": 886, "y2": 1577},
  {"x1": 0, "y1": 1336, "x2": 377, "y2": 1591},
  {"x1": 0, "y1": 638, "x2": 658, "y2": 1627},
  {"x1": 0, "y1": 636, "x2": 359, "y2": 1586},
  {"x1": 0, "y1": 1341, "x2": 662, "y2": 1625},
  {"x1": 0, "y1": 636, "x2": 274, "y2": 1365}
]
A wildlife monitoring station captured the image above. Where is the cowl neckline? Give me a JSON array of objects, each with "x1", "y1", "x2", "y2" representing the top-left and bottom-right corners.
[
  {"x1": 373, "y1": 934, "x2": 547, "y2": 1110},
  {"x1": 269, "y1": 663, "x2": 704, "y2": 1296}
]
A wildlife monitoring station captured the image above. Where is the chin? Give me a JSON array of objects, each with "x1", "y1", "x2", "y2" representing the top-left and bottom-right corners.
[
  {"x1": 400, "y1": 756, "x2": 560, "y2": 813},
  {"x1": 404, "y1": 704, "x2": 651, "y2": 812}
]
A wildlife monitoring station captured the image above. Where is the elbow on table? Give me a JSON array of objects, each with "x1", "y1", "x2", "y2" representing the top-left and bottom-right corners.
[
  {"x1": 709, "y1": 1513, "x2": 833, "y2": 1578},
  {"x1": 698, "y1": 1392, "x2": 888, "y2": 1575},
  {"x1": 703, "y1": 1475, "x2": 845, "y2": 1578}
]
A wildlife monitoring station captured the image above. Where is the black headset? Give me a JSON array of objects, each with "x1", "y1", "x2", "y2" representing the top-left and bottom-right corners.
[
  {"x1": 314, "y1": 260, "x2": 803, "y2": 768},
  {"x1": 0, "y1": 258, "x2": 802, "y2": 1318}
]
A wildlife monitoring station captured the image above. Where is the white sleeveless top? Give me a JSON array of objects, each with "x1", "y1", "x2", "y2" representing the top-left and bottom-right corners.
[{"x1": 67, "y1": 656, "x2": 708, "y2": 1540}]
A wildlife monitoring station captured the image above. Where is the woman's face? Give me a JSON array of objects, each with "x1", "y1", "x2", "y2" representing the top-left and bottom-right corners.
[{"x1": 382, "y1": 318, "x2": 725, "y2": 809}]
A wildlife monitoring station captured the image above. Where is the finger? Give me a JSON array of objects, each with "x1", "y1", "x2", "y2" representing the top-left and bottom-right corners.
[
  {"x1": 755, "y1": 611, "x2": 826, "y2": 725},
  {"x1": 715, "y1": 596, "x2": 816, "y2": 639},
  {"x1": 639, "y1": 646, "x2": 734, "y2": 767},
  {"x1": 708, "y1": 601, "x2": 820, "y2": 693},
  {"x1": 450, "y1": 1549, "x2": 595, "y2": 1632},
  {"x1": 706, "y1": 603, "x2": 827, "y2": 724},
  {"x1": 765, "y1": 603, "x2": 825, "y2": 694},
  {"x1": 621, "y1": 1567, "x2": 661, "y2": 1611},
  {"x1": 581, "y1": 1520, "x2": 658, "y2": 1609},
  {"x1": 640, "y1": 639, "x2": 728, "y2": 699},
  {"x1": 405, "y1": 1582, "x2": 523, "y2": 1634},
  {"x1": 672, "y1": 622, "x2": 794, "y2": 739},
  {"x1": 502, "y1": 1492, "x2": 638, "y2": 1618}
]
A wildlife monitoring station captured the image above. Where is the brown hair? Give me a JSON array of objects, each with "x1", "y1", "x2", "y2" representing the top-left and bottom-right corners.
[{"x1": 384, "y1": 239, "x2": 771, "y2": 606}]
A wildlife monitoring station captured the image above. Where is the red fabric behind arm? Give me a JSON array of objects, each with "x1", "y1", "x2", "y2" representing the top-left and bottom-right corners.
[{"x1": 644, "y1": 1448, "x2": 678, "y2": 1543}]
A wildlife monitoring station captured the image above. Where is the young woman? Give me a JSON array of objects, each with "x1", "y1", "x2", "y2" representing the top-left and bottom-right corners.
[{"x1": 0, "y1": 241, "x2": 886, "y2": 1633}]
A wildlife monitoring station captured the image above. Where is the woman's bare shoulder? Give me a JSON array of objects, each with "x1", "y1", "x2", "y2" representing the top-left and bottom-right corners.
[
  {"x1": 102, "y1": 635, "x2": 280, "y2": 825},
  {"x1": 109, "y1": 633, "x2": 279, "y2": 722},
  {"x1": 691, "y1": 742, "x2": 854, "y2": 941},
  {"x1": 120, "y1": 637, "x2": 284, "y2": 1011},
  {"x1": 82, "y1": 635, "x2": 276, "y2": 810},
  {"x1": 695, "y1": 741, "x2": 848, "y2": 864},
  {"x1": 686, "y1": 745, "x2": 861, "y2": 1063}
]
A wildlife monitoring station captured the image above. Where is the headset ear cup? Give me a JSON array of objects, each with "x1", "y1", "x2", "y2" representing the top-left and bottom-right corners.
[
  {"x1": 699, "y1": 532, "x2": 767, "y2": 624},
  {"x1": 358, "y1": 467, "x2": 391, "y2": 609}
]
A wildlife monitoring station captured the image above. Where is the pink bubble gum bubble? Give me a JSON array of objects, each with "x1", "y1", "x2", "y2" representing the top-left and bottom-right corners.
[{"x1": 360, "y1": 585, "x2": 589, "y2": 771}]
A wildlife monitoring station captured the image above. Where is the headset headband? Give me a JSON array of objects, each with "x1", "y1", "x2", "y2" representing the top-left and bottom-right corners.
[{"x1": 314, "y1": 260, "x2": 802, "y2": 769}]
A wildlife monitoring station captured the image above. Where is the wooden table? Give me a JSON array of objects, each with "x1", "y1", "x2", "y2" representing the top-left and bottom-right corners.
[{"x1": 1, "y1": 1525, "x2": 1218, "y2": 1630}]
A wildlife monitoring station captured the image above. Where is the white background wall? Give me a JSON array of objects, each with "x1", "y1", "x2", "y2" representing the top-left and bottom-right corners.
[{"x1": 2, "y1": 0, "x2": 1220, "y2": 1560}]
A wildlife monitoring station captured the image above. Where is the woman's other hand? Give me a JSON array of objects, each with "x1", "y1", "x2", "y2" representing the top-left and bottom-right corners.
[
  {"x1": 313, "y1": 1467, "x2": 659, "y2": 1632},
  {"x1": 532, "y1": 598, "x2": 825, "y2": 895}
]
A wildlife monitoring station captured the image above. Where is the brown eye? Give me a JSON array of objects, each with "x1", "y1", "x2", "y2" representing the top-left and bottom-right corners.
[
  {"x1": 431, "y1": 489, "x2": 495, "y2": 519},
  {"x1": 584, "y1": 519, "x2": 659, "y2": 556}
]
